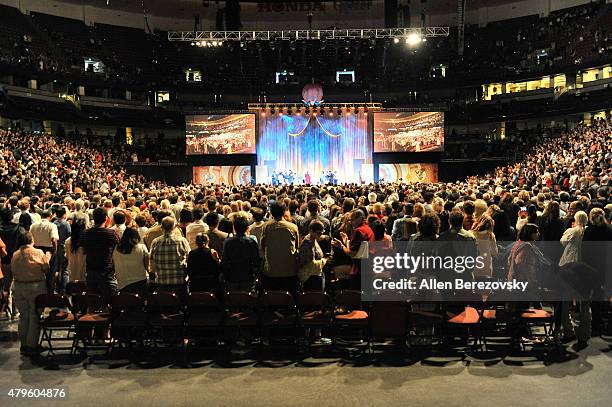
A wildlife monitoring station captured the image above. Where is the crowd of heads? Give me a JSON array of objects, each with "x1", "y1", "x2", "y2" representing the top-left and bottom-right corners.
[{"x1": 0, "y1": 117, "x2": 609, "y2": 246}]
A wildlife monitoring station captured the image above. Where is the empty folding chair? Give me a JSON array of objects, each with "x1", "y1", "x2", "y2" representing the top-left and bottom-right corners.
[
  {"x1": 35, "y1": 293, "x2": 75, "y2": 355},
  {"x1": 332, "y1": 290, "x2": 370, "y2": 348},
  {"x1": 369, "y1": 302, "x2": 408, "y2": 348},
  {"x1": 147, "y1": 291, "x2": 185, "y2": 346},
  {"x1": 72, "y1": 293, "x2": 111, "y2": 355},
  {"x1": 110, "y1": 293, "x2": 148, "y2": 351},
  {"x1": 259, "y1": 291, "x2": 298, "y2": 345},
  {"x1": 297, "y1": 291, "x2": 333, "y2": 346},
  {"x1": 223, "y1": 291, "x2": 258, "y2": 344},
  {"x1": 184, "y1": 292, "x2": 223, "y2": 347}
]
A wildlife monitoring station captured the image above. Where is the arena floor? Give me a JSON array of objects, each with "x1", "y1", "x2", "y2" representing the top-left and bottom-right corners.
[{"x1": 0, "y1": 320, "x2": 611, "y2": 407}]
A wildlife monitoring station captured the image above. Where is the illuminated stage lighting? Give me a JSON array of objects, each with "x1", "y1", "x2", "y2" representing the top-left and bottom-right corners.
[
  {"x1": 393, "y1": 38, "x2": 400, "y2": 44},
  {"x1": 406, "y1": 32, "x2": 422, "y2": 46}
]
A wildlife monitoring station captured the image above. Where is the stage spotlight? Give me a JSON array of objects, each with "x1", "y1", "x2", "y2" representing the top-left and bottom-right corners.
[
  {"x1": 260, "y1": 110, "x2": 266, "y2": 117},
  {"x1": 406, "y1": 32, "x2": 422, "y2": 46},
  {"x1": 191, "y1": 42, "x2": 195, "y2": 46},
  {"x1": 212, "y1": 41, "x2": 218, "y2": 46},
  {"x1": 393, "y1": 38, "x2": 400, "y2": 44}
]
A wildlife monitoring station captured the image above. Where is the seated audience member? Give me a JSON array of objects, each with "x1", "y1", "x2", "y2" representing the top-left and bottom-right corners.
[
  {"x1": 11, "y1": 231, "x2": 49, "y2": 356},
  {"x1": 113, "y1": 227, "x2": 150, "y2": 295},
  {"x1": 150, "y1": 216, "x2": 190, "y2": 301},
  {"x1": 205, "y1": 212, "x2": 228, "y2": 258},
  {"x1": 221, "y1": 214, "x2": 260, "y2": 291},
  {"x1": 260, "y1": 200, "x2": 299, "y2": 293},
  {"x1": 298, "y1": 220, "x2": 327, "y2": 291},
  {"x1": 81, "y1": 207, "x2": 120, "y2": 303},
  {"x1": 187, "y1": 233, "x2": 220, "y2": 293}
]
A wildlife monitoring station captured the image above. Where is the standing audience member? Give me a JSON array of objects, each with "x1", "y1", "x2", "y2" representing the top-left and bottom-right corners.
[
  {"x1": 221, "y1": 214, "x2": 260, "y2": 291},
  {"x1": 11, "y1": 231, "x2": 49, "y2": 356},
  {"x1": 205, "y1": 212, "x2": 228, "y2": 258},
  {"x1": 186, "y1": 207, "x2": 208, "y2": 250},
  {"x1": 65, "y1": 219, "x2": 87, "y2": 282},
  {"x1": 0, "y1": 208, "x2": 21, "y2": 318},
  {"x1": 52, "y1": 207, "x2": 71, "y2": 293},
  {"x1": 113, "y1": 227, "x2": 149, "y2": 295},
  {"x1": 186, "y1": 233, "x2": 220, "y2": 293},
  {"x1": 81, "y1": 207, "x2": 120, "y2": 303},
  {"x1": 150, "y1": 217, "x2": 190, "y2": 301},
  {"x1": 260, "y1": 200, "x2": 299, "y2": 293},
  {"x1": 298, "y1": 220, "x2": 326, "y2": 291},
  {"x1": 558, "y1": 211, "x2": 588, "y2": 347}
]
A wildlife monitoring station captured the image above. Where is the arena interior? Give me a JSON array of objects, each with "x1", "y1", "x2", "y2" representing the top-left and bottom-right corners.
[{"x1": 0, "y1": 0, "x2": 611, "y2": 406}]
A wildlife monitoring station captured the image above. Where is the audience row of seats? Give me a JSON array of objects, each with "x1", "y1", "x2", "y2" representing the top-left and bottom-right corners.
[{"x1": 35, "y1": 281, "x2": 556, "y2": 359}]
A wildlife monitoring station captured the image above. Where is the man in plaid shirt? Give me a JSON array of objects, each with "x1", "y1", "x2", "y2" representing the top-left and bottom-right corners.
[{"x1": 150, "y1": 216, "x2": 190, "y2": 301}]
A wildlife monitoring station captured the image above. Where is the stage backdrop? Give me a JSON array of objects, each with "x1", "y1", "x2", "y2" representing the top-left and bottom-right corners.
[
  {"x1": 378, "y1": 163, "x2": 439, "y2": 183},
  {"x1": 257, "y1": 111, "x2": 372, "y2": 184},
  {"x1": 193, "y1": 166, "x2": 252, "y2": 186}
]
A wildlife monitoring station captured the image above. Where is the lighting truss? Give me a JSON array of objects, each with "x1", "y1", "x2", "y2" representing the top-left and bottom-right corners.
[
  {"x1": 168, "y1": 27, "x2": 449, "y2": 42},
  {"x1": 247, "y1": 102, "x2": 383, "y2": 110}
]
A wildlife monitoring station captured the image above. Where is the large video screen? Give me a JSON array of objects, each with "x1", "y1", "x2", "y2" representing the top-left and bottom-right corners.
[
  {"x1": 374, "y1": 112, "x2": 444, "y2": 153},
  {"x1": 193, "y1": 166, "x2": 252, "y2": 186},
  {"x1": 185, "y1": 114, "x2": 256, "y2": 155},
  {"x1": 378, "y1": 163, "x2": 438, "y2": 183}
]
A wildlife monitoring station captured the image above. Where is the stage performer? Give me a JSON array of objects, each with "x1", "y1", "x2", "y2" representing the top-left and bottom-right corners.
[{"x1": 305, "y1": 171, "x2": 311, "y2": 185}]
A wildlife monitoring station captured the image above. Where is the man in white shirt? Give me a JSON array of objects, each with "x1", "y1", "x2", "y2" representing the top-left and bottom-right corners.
[
  {"x1": 185, "y1": 207, "x2": 209, "y2": 250},
  {"x1": 30, "y1": 210, "x2": 59, "y2": 254},
  {"x1": 110, "y1": 210, "x2": 127, "y2": 239}
]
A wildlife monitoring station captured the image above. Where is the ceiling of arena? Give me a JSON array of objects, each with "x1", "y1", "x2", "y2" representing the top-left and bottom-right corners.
[{"x1": 56, "y1": 0, "x2": 532, "y2": 20}]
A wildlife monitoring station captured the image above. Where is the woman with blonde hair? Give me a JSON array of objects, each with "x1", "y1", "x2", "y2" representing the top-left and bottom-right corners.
[
  {"x1": 559, "y1": 211, "x2": 588, "y2": 267},
  {"x1": 558, "y1": 210, "x2": 589, "y2": 346},
  {"x1": 471, "y1": 214, "x2": 498, "y2": 278}
]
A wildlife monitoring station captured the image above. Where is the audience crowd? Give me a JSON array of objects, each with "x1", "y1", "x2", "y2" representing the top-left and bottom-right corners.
[{"x1": 0, "y1": 117, "x2": 610, "y2": 356}]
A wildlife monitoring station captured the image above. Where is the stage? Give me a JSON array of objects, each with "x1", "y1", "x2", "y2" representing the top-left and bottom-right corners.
[{"x1": 184, "y1": 102, "x2": 446, "y2": 186}]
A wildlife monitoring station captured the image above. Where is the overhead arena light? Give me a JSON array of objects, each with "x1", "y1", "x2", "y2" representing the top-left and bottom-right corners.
[{"x1": 405, "y1": 32, "x2": 422, "y2": 46}]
